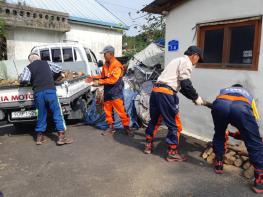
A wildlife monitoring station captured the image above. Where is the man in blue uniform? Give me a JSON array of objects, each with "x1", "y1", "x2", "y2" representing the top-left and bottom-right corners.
[
  {"x1": 144, "y1": 46, "x2": 204, "y2": 161},
  {"x1": 212, "y1": 84, "x2": 263, "y2": 193},
  {"x1": 19, "y1": 53, "x2": 73, "y2": 146}
]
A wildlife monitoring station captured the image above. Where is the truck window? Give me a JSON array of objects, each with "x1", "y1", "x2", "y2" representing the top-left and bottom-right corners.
[
  {"x1": 84, "y1": 48, "x2": 92, "y2": 62},
  {"x1": 63, "y1": 48, "x2": 73, "y2": 62},
  {"x1": 51, "y1": 48, "x2": 62, "y2": 62},
  {"x1": 89, "y1": 49, "x2": 97, "y2": 63},
  {"x1": 73, "y1": 48, "x2": 83, "y2": 62},
  {"x1": 40, "y1": 49, "x2": 50, "y2": 61}
]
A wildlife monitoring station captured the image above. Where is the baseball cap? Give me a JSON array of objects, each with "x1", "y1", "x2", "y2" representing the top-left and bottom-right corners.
[
  {"x1": 184, "y1": 46, "x2": 204, "y2": 63},
  {"x1": 100, "y1": 45, "x2": 115, "y2": 54}
]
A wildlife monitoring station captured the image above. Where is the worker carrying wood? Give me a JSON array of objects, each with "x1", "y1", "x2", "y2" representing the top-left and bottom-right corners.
[
  {"x1": 85, "y1": 46, "x2": 134, "y2": 137},
  {"x1": 144, "y1": 46, "x2": 205, "y2": 162},
  {"x1": 211, "y1": 84, "x2": 263, "y2": 193}
]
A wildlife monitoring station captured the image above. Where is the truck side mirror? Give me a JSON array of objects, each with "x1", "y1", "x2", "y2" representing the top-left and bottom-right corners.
[{"x1": 98, "y1": 60, "x2": 103, "y2": 68}]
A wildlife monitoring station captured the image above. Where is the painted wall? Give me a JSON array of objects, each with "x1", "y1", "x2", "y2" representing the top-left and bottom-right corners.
[
  {"x1": 66, "y1": 23, "x2": 123, "y2": 60},
  {"x1": 165, "y1": 0, "x2": 263, "y2": 140},
  {"x1": 6, "y1": 23, "x2": 123, "y2": 61}
]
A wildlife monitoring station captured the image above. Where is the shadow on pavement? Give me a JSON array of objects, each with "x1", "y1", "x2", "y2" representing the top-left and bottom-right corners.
[
  {"x1": 0, "y1": 123, "x2": 58, "y2": 143},
  {"x1": 112, "y1": 128, "x2": 208, "y2": 167}
]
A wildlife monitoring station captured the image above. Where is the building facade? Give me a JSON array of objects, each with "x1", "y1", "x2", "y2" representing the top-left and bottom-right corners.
[
  {"x1": 144, "y1": 0, "x2": 263, "y2": 140},
  {"x1": 0, "y1": 0, "x2": 127, "y2": 61}
]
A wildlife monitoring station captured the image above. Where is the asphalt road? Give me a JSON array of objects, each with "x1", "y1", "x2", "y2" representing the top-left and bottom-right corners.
[{"x1": 0, "y1": 123, "x2": 260, "y2": 197}]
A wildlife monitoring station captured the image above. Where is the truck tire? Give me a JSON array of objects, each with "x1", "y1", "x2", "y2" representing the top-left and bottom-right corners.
[
  {"x1": 79, "y1": 98, "x2": 88, "y2": 120},
  {"x1": 67, "y1": 98, "x2": 88, "y2": 121}
]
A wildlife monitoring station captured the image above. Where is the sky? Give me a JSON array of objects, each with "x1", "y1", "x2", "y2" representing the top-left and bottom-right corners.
[{"x1": 96, "y1": 0, "x2": 154, "y2": 36}]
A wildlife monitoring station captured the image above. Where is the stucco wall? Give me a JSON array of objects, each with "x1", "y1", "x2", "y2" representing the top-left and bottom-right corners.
[
  {"x1": 6, "y1": 23, "x2": 123, "y2": 61},
  {"x1": 66, "y1": 23, "x2": 123, "y2": 60},
  {"x1": 165, "y1": 0, "x2": 263, "y2": 140}
]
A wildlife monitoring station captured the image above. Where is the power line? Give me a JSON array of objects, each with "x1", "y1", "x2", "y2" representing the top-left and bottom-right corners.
[
  {"x1": 95, "y1": 0, "x2": 128, "y2": 26},
  {"x1": 96, "y1": 0, "x2": 138, "y2": 11}
]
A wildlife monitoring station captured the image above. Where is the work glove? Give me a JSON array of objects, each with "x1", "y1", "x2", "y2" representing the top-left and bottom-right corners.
[
  {"x1": 194, "y1": 96, "x2": 204, "y2": 106},
  {"x1": 85, "y1": 76, "x2": 93, "y2": 83},
  {"x1": 92, "y1": 79, "x2": 99, "y2": 86}
]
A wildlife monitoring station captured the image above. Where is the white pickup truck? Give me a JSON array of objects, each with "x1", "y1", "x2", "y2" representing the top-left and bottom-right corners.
[{"x1": 0, "y1": 42, "x2": 101, "y2": 129}]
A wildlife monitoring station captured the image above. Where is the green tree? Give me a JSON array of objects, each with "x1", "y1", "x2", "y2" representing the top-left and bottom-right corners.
[{"x1": 123, "y1": 13, "x2": 165, "y2": 57}]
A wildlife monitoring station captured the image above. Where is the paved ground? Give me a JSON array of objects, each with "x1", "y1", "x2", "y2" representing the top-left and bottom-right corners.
[{"x1": 0, "y1": 123, "x2": 260, "y2": 197}]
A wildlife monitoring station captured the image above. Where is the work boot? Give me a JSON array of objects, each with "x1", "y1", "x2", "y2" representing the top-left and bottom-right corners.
[
  {"x1": 166, "y1": 148, "x2": 187, "y2": 162},
  {"x1": 214, "y1": 158, "x2": 224, "y2": 174},
  {"x1": 124, "y1": 126, "x2": 134, "y2": 137},
  {"x1": 36, "y1": 133, "x2": 45, "y2": 145},
  {"x1": 252, "y1": 172, "x2": 263, "y2": 193},
  {"x1": 101, "y1": 124, "x2": 115, "y2": 136},
  {"x1": 57, "y1": 131, "x2": 73, "y2": 145},
  {"x1": 144, "y1": 141, "x2": 153, "y2": 154}
]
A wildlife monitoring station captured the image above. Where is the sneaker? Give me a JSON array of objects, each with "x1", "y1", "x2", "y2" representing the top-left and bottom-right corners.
[
  {"x1": 124, "y1": 126, "x2": 134, "y2": 137},
  {"x1": 214, "y1": 159, "x2": 224, "y2": 174},
  {"x1": 144, "y1": 142, "x2": 153, "y2": 154},
  {"x1": 36, "y1": 133, "x2": 45, "y2": 145},
  {"x1": 252, "y1": 173, "x2": 263, "y2": 193},
  {"x1": 101, "y1": 125, "x2": 115, "y2": 136},
  {"x1": 166, "y1": 148, "x2": 187, "y2": 162}
]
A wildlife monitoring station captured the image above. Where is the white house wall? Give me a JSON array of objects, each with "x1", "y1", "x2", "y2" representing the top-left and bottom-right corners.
[
  {"x1": 6, "y1": 23, "x2": 123, "y2": 61},
  {"x1": 165, "y1": 0, "x2": 263, "y2": 139},
  {"x1": 66, "y1": 23, "x2": 123, "y2": 60},
  {"x1": 6, "y1": 27, "x2": 65, "y2": 60}
]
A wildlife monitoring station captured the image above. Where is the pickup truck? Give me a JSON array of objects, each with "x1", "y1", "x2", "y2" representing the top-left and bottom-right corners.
[{"x1": 0, "y1": 42, "x2": 101, "y2": 129}]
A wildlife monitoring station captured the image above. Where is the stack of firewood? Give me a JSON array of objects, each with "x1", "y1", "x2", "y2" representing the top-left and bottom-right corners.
[
  {"x1": 56, "y1": 70, "x2": 84, "y2": 82},
  {"x1": 201, "y1": 142, "x2": 254, "y2": 179},
  {"x1": 0, "y1": 71, "x2": 85, "y2": 87},
  {"x1": 0, "y1": 79, "x2": 20, "y2": 87}
]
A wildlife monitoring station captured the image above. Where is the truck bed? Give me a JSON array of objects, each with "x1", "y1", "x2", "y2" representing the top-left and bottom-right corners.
[{"x1": 0, "y1": 75, "x2": 89, "y2": 109}]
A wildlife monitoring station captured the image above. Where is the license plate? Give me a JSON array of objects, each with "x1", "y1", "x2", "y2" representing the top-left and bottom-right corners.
[{"x1": 11, "y1": 110, "x2": 37, "y2": 119}]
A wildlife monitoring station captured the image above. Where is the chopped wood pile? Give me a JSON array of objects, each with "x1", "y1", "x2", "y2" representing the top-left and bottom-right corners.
[
  {"x1": 56, "y1": 70, "x2": 85, "y2": 82},
  {"x1": 0, "y1": 79, "x2": 20, "y2": 87},
  {"x1": 201, "y1": 141, "x2": 254, "y2": 179},
  {"x1": 0, "y1": 70, "x2": 85, "y2": 87}
]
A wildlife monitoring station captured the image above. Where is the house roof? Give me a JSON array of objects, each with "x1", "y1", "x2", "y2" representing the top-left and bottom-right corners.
[
  {"x1": 142, "y1": 0, "x2": 188, "y2": 14},
  {"x1": 6, "y1": 0, "x2": 128, "y2": 30}
]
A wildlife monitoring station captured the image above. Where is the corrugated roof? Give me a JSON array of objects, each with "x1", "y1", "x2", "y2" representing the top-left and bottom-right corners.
[
  {"x1": 142, "y1": 0, "x2": 188, "y2": 14},
  {"x1": 6, "y1": 0, "x2": 128, "y2": 30}
]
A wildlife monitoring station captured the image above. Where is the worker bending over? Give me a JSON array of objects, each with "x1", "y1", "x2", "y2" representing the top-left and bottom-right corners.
[{"x1": 211, "y1": 84, "x2": 263, "y2": 193}]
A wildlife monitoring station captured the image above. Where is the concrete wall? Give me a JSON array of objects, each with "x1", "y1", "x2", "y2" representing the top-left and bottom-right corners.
[
  {"x1": 66, "y1": 23, "x2": 123, "y2": 60},
  {"x1": 6, "y1": 23, "x2": 123, "y2": 61},
  {"x1": 165, "y1": 0, "x2": 263, "y2": 140},
  {"x1": 6, "y1": 27, "x2": 65, "y2": 60}
]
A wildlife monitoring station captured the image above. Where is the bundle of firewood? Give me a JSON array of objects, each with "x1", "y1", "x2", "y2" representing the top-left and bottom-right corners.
[
  {"x1": 201, "y1": 142, "x2": 254, "y2": 179},
  {"x1": 56, "y1": 70, "x2": 84, "y2": 82},
  {"x1": 0, "y1": 79, "x2": 20, "y2": 87}
]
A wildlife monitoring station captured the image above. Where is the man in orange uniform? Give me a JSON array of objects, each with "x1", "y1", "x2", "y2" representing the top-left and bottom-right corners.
[{"x1": 86, "y1": 46, "x2": 134, "y2": 137}]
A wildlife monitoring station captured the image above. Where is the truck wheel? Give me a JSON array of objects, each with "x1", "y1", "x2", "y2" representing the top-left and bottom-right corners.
[
  {"x1": 67, "y1": 98, "x2": 88, "y2": 121},
  {"x1": 79, "y1": 98, "x2": 88, "y2": 120}
]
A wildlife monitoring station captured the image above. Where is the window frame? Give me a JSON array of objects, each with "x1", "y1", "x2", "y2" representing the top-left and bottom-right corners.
[{"x1": 197, "y1": 18, "x2": 262, "y2": 71}]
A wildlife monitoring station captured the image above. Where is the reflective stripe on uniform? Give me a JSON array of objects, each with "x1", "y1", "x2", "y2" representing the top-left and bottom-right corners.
[
  {"x1": 217, "y1": 95, "x2": 250, "y2": 104},
  {"x1": 152, "y1": 87, "x2": 173, "y2": 95}
]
